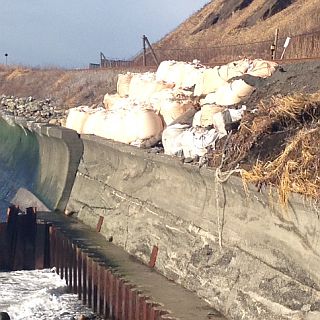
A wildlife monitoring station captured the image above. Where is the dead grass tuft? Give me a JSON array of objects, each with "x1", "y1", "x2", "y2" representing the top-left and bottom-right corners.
[
  {"x1": 242, "y1": 126, "x2": 320, "y2": 204},
  {"x1": 210, "y1": 91, "x2": 320, "y2": 202}
]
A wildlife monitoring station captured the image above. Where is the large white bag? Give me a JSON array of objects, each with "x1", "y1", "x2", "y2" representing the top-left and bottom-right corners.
[
  {"x1": 65, "y1": 106, "x2": 93, "y2": 134},
  {"x1": 117, "y1": 73, "x2": 133, "y2": 97}
]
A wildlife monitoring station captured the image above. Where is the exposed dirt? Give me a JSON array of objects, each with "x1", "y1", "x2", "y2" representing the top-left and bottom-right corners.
[{"x1": 208, "y1": 60, "x2": 320, "y2": 201}]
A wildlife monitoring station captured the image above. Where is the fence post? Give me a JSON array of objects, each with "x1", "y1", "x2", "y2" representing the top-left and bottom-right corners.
[
  {"x1": 272, "y1": 28, "x2": 279, "y2": 60},
  {"x1": 144, "y1": 35, "x2": 159, "y2": 66},
  {"x1": 143, "y1": 35, "x2": 147, "y2": 66}
]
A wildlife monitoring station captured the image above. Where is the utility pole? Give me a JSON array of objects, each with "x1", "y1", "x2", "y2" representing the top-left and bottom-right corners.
[{"x1": 4, "y1": 53, "x2": 8, "y2": 65}]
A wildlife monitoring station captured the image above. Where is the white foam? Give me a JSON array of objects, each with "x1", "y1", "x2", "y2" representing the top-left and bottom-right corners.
[{"x1": 0, "y1": 269, "x2": 101, "y2": 320}]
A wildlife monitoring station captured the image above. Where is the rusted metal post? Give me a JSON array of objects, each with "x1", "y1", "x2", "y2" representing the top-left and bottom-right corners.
[
  {"x1": 82, "y1": 251, "x2": 88, "y2": 305},
  {"x1": 49, "y1": 226, "x2": 55, "y2": 269},
  {"x1": 91, "y1": 258, "x2": 98, "y2": 313},
  {"x1": 114, "y1": 277, "x2": 121, "y2": 318},
  {"x1": 76, "y1": 246, "x2": 83, "y2": 300},
  {"x1": 56, "y1": 229, "x2": 64, "y2": 278},
  {"x1": 108, "y1": 270, "x2": 115, "y2": 319},
  {"x1": 121, "y1": 282, "x2": 131, "y2": 320},
  {"x1": 128, "y1": 288, "x2": 137, "y2": 320},
  {"x1": 97, "y1": 262, "x2": 105, "y2": 315},
  {"x1": 35, "y1": 222, "x2": 46, "y2": 269},
  {"x1": 103, "y1": 268, "x2": 111, "y2": 317},
  {"x1": 67, "y1": 239, "x2": 72, "y2": 289},
  {"x1": 96, "y1": 216, "x2": 104, "y2": 232},
  {"x1": 64, "y1": 237, "x2": 69, "y2": 286},
  {"x1": 72, "y1": 242, "x2": 77, "y2": 294},
  {"x1": 86, "y1": 254, "x2": 93, "y2": 308},
  {"x1": 148, "y1": 245, "x2": 159, "y2": 268},
  {"x1": 135, "y1": 294, "x2": 145, "y2": 320}
]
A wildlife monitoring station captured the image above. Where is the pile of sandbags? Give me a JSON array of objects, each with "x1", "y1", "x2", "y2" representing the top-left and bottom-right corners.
[{"x1": 65, "y1": 58, "x2": 278, "y2": 153}]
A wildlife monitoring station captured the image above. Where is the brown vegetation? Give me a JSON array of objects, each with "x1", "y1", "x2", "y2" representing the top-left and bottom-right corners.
[
  {"x1": 210, "y1": 92, "x2": 320, "y2": 202},
  {"x1": 155, "y1": 0, "x2": 320, "y2": 52},
  {"x1": 0, "y1": 65, "x2": 121, "y2": 108}
]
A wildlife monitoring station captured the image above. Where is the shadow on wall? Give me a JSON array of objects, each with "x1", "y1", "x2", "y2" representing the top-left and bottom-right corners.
[
  {"x1": 0, "y1": 117, "x2": 40, "y2": 221},
  {"x1": 0, "y1": 115, "x2": 83, "y2": 221}
]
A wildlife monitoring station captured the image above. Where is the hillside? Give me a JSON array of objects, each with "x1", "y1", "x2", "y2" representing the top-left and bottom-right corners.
[{"x1": 156, "y1": 0, "x2": 320, "y2": 49}]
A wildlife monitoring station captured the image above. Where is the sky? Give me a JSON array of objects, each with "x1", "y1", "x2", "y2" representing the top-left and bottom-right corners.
[{"x1": 0, "y1": 0, "x2": 208, "y2": 68}]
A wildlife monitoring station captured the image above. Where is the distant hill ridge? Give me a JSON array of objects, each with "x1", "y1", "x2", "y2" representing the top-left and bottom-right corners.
[{"x1": 156, "y1": 0, "x2": 320, "y2": 49}]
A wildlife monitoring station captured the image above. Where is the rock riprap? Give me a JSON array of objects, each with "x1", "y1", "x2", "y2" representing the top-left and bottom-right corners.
[{"x1": 0, "y1": 95, "x2": 68, "y2": 126}]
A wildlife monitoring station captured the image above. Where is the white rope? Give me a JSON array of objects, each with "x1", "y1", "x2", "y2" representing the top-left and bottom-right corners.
[{"x1": 214, "y1": 131, "x2": 243, "y2": 249}]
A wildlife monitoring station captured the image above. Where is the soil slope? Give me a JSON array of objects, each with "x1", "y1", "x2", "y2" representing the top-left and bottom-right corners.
[{"x1": 156, "y1": 0, "x2": 320, "y2": 49}]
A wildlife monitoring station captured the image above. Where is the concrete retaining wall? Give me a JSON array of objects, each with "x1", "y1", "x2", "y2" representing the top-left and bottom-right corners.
[
  {"x1": 66, "y1": 135, "x2": 320, "y2": 320},
  {"x1": 0, "y1": 118, "x2": 319, "y2": 320},
  {"x1": 0, "y1": 115, "x2": 83, "y2": 218}
]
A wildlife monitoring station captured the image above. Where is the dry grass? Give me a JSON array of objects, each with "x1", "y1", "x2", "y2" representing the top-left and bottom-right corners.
[
  {"x1": 229, "y1": 92, "x2": 320, "y2": 203},
  {"x1": 242, "y1": 125, "x2": 320, "y2": 204},
  {"x1": 0, "y1": 66, "x2": 127, "y2": 108},
  {"x1": 156, "y1": 0, "x2": 320, "y2": 51}
]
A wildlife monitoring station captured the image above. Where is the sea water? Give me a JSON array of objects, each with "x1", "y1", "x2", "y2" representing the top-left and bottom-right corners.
[{"x1": 0, "y1": 269, "x2": 102, "y2": 320}]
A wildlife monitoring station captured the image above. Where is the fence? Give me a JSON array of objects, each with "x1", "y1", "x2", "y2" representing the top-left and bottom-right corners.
[{"x1": 96, "y1": 29, "x2": 320, "y2": 68}]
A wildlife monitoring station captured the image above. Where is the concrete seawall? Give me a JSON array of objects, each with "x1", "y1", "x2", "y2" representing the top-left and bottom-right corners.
[
  {"x1": 0, "y1": 118, "x2": 319, "y2": 320},
  {"x1": 0, "y1": 114, "x2": 83, "y2": 218}
]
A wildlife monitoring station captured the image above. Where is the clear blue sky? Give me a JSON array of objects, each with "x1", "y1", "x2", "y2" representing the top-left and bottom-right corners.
[{"x1": 0, "y1": 0, "x2": 208, "y2": 68}]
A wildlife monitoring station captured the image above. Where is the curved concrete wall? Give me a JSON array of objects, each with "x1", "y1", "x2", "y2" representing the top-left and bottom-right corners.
[
  {"x1": 0, "y1": 115, "x2": 83, "y2": 220},
  {"x1": 0, "y1": 118, "x2": 319, "y2": 320}
]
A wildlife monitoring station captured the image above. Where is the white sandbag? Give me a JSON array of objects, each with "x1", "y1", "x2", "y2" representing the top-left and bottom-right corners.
[
  {"x1": 93, "y1": 107, "x2": 163, "y2": 145},
  {"x1": 65, "y1": 106, "x2": 93, "y2": 134},
  {"x1": 180, "y1": 63, "x2": 204, "y2": 89},
  {"x1": 160, "y1": 100, "x2": 194, "y2": 126},
  {"x1": 247, "y1": 59, "x2": 278, "y2": 78},
  {"x1": 129, "y1": 75, "x2": 172, "y2": 103},
  {"x1": 128, "y1": 72, "x2": 156, "y2": 101},
  {"x1": 192, "y1": 110, "x2": 202, "y2": 127},
  {"x1": 156, "y1": 60, "x2": 205, "y2": 89},
  {"x1": 82, "y1": 108, "x2": 107, "y2": 134},
  {"x1": 162, "y1": 123, "x2": 190, "y2": 156},
  {"x1": 117, "y1": 73, "x2": 133, "y2": 97},
  {"x1": 156, "y1": 60, "x2": 176, "y2": 83},
  {"x1": 201, "y1": 79, "x2": 255, "y2": 106},
  {"x1": 156, "y1": 61, "x2": 184, "y2": 86},
  {"x1": 212, "y1": 110, "x2": 232, "y2": 136},
  {"x1": 180, "y1": 127, "x2": 220, "y2": 158},
  {"x1": 149, "y1": 88, "x2": 194, "y2": 125},
  {"x1": 103, "y1": 93, "x2": 125, "y2": 110},
  {"x1": 218, "y1": 58, "x2": 251, "y2": 81},
  {"x1": 194, "y1": 66, "x2": 228, "y2": 96},
  {"x1": 200, "y1": 105, "x2": 225, "y2": 127}
]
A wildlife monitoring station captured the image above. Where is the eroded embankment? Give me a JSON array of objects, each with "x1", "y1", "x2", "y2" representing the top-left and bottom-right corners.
[{"x1": 0, "y1": 118, "x2": 320, "y2": 320}]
